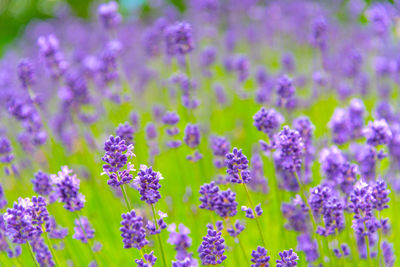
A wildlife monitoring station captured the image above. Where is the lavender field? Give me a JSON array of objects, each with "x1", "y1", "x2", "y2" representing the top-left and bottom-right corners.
[{"x1": 0, "y1": 0, "x2": 399, "y2": 266}]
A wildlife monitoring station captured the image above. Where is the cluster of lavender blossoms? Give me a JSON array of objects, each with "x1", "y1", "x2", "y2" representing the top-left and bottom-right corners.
[
  {"x1": 102, "y1": 135, "x2": 136, "y2": 187},
  {"x1": 51, "y1": 166, "x2": 85, "y2": 212},
  {"x1": 2, "y1": 0, "x2": 400, "y2": 266}
]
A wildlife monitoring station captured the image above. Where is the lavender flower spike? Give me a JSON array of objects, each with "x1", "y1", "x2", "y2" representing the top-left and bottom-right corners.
[
  {"x1": 363, "y1": 119, "x2": 392, "y2": 146},
  {"x1": 101, "y1": 135, "x2": 136, "y2": 187},
  {"x1": 120, "y1": 210, "x2": 148, "y2": 249},
  {"x1": 165, "y1": 22, "x2": 194, "y2": 56},
  {"x1": 253, "y1": 107, "x2": 284, "y2": 138},
  {"x1": 276, "y1": 249, "x2": 299, "y2": 266},
  {"x1": 198, "y1": 225, "x2": 226, "y2": 265},
  {"x1": 73, "y1": 217, "x2": 94, "y2": 243},
  {"x1": 132, "y1": 165, "x2": 163, "y2": 205},
  {"x1": 51, "y1": 166, "x2": 85, "y2": 212},
  {"x1": 135, "y1": 251, "x2": 157, "y2": 267},
  {"x1": 251, "y1": 246, "x2": 270, "y2": 267},
  {"x1": 225, "y1": 147, "x2": 251, "y2": 184}
]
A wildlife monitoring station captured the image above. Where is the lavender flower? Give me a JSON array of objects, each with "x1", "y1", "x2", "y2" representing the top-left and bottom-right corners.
[
  {"x1": 32, "y1": 170, "x2": 52, "y2": 196},
  {"x1": 0, "y1": 184, "x2": 7, "y2": 209},
  {"x1": 297, "y1": 234, "x2": 318, "y2": 262},
  {"x1": 214, "y1": 189, "x2": 237, "y2": 218},
  {"x1": 167, "y1": 223, "x2": 192, "y2": 261},
  {"x1": 31, "y1": 237, "x2": 55, "y2": 266},
  {"x1": 210, "y1": 136, "x2": 230, "y2": 168},
  {"x1": 135, "y1": 251, "x2": 157, "y2": 267},
  {"x1": 371, "y1": 179, "x2": 390, "y2": 211},
  {"x1": 97, "y1": 1, "x2": 122, "y2": 29},
  {"x1": 348, "y1": 180, "x2": 379, "y2": 238},
  {"x1": 51, "y1": 166, "x2": 85, "y2": 212},
  {"x1": 4, "y1": 197, "x2": 49, "y2": 244},
  {"x1": 251, "y1": 246, "x2": 270, "y2": 267},
  {"x1": 253, "y1": 108, "x2": 284, "y2": 137},
  {"x1": 249, "y1": 153, "x2": 268, "y2": 193},
  {"x1": 282, "y1": 198, "x2": 309, "y2": 232},
  {"x1": 0, "y1": 137, "x2": 14, "y2": 164},
  {"x1": 17, "y1": 58, "x2": 35, "y2": 88},
  {"x1": 227, "y1": 220, "x2": 245, "y2": 237},
  {"x1": 101, "y1": 135, "x2": 135, "y2": 187},
  {"x1": 199, "y1": 181, "x2": 219, "y2": 211},
  {"x1": 146, "y1": 123, "x2": 158, "y2": 140},
  {"x1": 184, "y1": 124, "x2": 200, "y2": 148},
  {"x1": 276, "y1": 249, "x2": 299, "y2": 266},
  {"x1": 116, "y1": 122, "x2": 135, "y2": 145},
  {"x1": 363, "y1": 119, "x2": 392, "y2": 146},
  {"x1": 37, "y1": 34, "x2": 67, "y2": 78},
  {"x1": 162, "y1": 112, "x2": 180, "y2": 126},
  {"x1": 225, "y1": 147, "x2": 251, "y2": 184},
  {"x1": 198, "y1": 225, "x2": 226, "y2": 265},
  {"x1": 319, "y1": 146, "x2": 346, "y2": 184},
  {"x1": 234, "y1": 55, "x2": 250, "y2": 82},
  {"x1": 275, "y1": 126, "x2": 304, "y2": 173},
  {"x1": 165, "y1": 22, "x2": 194, "y2": 56},
  {"x1": 293, "y1": 116, "x2": 315, "y2": 182},
  {"x1": 132, "y1": 165, "x2": 163, "y2": 205},
  {"x1": 276, "y1": 75, "x2": 296, "y2": 109},
  {"x1": 242, "y1": 203, "x2": 262, "y2": 219},
  {"x1": 348, "y1": 98, "x2": 365, "y2": 139},
  {"x1": 120, "y1": 210, "x2": 148, "y2": 250},
  {"x1": 382, "y1": 241, "x2": 395, "y2": 267},
  {"x1": 48, "y1": 217, "x2": 68, "y2": 239},
  {"x1": 73, "y1": 217, "x2": 94, "y2": 243},
  {"x1": 328, "y1": 108, "x2": 351, "y2": 145}
]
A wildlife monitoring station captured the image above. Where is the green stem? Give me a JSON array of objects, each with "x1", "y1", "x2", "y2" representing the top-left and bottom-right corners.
[
  {"x1": 150, "y1": 204, "x2": 167, "y2": 267},
  {"x1": 120, "y1": 184, "x2": 132, "y2": 211},
  {"x1": 365, "y1": 235, "x2": 373, "y2": 267},
  {"x1": 238, "y1": 238, "x2": 249, "y2": 264},
  {"x1": 242, "y1": 182, "x2": 266, "y2": 247},
  {"x1": 44, "y1": 231, "x2": 61, "y2": 267},
  {"x1": 74, "y1": 212, "x2": 101, "y2": 266},
  {"x1": 27, "y1": 242, "x2": 40, "y2": 267},
  {"x1": 293, "y1": 172, "x2": 324, "y2": 264},
  {"x1": 377, "y1": 211, "x2": 383, "y2": 266}
]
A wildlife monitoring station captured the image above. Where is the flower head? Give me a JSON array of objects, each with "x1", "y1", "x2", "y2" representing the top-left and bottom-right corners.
[
  {"x1": 276, "y1": 249, "x2": 299, "y2": 266},
  {"x1": 98, "y1": 1, "x2": 122, "y2": 29},
  {"x1": 184, "y1": 124, "x2": 200, "y2": 148},
  {"x1": 133, "y1": 165, "x2": 162, "y2": 205},
  {"x1": 225, "y1": 148, "x2": 251, "y2": 184},
  {"x1": 198, "y1": 225, "x2": 226, "y2": 265},
  {"x1": 363, "y1": 119, "x2": 392, "y2": 146},
  {"x1": 251, "y1": 246, "x2": 270, "y2": 267},
  {"x1": 51, "y1": 166, "x2": 85, "y2": 212},
  {"x1": 32, "y1": 170, "x2": 52, "y2": 196},
  {"x1": 120, "y1": 210, "x2": 148, "y2": 249},
  {"x1": 275, "y1": 126, "x2": 304, "y2": 173},
  {"x1": 165, "y1": 22, "x2": 194, "y2": 56},
  {"x1": 73, "y1": 217, "x2": 94, "y2": 243},
  {"x1": 253, "y1": 108, "x2": 284, "y2": 137}
]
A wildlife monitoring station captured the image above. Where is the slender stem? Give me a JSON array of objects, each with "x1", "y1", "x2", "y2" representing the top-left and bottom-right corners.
[
  {"x1": 44, "y1": 231, "x2": 61, "y2": 267},
  {"x1": 185, "y1": 55, "x2": 191, "y2": 78},
  {"x1": 268, "y1": 154, "x2": 289, "y2": 248},
  {"x1": 27, "y1": 242, "x2": 40, "y2": 267},
  {"x1": 241, "y1": 182, "x2": 266, "y2": 247},
  {"x1": 120, "y1": 184, "x2": 132, "y2": 211},
  {"x1": 238, "y1": 238, "x2": 249, "y2": 263},
  {"x1": 365, "y1": 235, "x2": 373, "y2": 267},
  {"x1": 377, "y1": 211, "x2": 383, "y2": 266},
  {"x1": 293, "y1": 172, "x2": 324, "y2": 264},
  {"x1": 75, "y1": 212, "x2": 101, "y2": 266},
  {"x1": 150, "y1": 204, "x2": 167, "y2": 267}
]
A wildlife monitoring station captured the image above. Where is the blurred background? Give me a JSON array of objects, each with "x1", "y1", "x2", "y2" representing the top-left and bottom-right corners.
[
  {"x1": 0, "y1": 0, "x2": 188, "y2": 56},
  {"x1": 0, "y1": 0, "x2": 394, "y2": 57}
]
